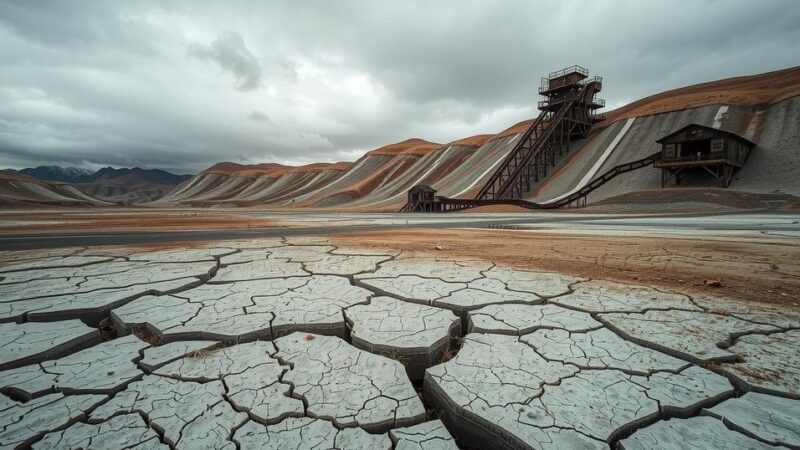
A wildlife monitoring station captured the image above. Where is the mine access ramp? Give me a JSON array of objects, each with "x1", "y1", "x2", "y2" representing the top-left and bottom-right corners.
[
  {"x1": 401, "y1": 66, "x2": 616, "y2": 212},
  {"x1": 400, "y1": 151, "x2": 661, "y2": 212}
]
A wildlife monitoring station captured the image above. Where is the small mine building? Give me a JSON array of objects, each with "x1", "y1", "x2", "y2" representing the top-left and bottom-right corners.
[
  {"x1": 406, "y1": 185, "x2": 438, "y2": 212},
  {"x1": 655, "y1": 124, "x2": 755, "y2": 187}
]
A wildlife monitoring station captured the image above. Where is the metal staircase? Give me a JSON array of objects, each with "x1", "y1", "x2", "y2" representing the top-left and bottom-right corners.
[{"x1": 477, "y1": 68, "x2": 604, "y2": 200}]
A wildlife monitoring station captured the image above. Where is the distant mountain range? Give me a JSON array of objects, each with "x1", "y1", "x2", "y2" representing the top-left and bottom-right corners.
[
  {"x1": 18, "y1": 166, "x2": 191, "y2": 185},
  {"x1": 74, "y1": 167, "x2": 193, "y2": 185},
  {"x1": 19, "y1": 166, "x2": 93, "y2": 183},
  {"x1": 11, "y1": 166, "x2": 193, "y2": 204}
]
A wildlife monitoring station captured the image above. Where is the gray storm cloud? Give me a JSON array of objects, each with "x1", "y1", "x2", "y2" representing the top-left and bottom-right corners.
[
  {"x1": 190, "y1": 31, "x2": 262, "y2": 91},
  {"x1": 247, "y1": 111, "x2": 270, "y2": 122},
  {"x1": 0, "y1": 0, "x2": 798, "y2": 174}
]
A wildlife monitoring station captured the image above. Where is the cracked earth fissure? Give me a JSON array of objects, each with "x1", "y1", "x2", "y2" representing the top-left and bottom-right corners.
[{"x1": 2, "y1": 238, "x2": 798, "y2": 449}]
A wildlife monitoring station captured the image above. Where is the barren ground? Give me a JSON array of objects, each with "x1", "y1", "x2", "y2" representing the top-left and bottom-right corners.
[
  {"x1": 0, "y1": 211, "x2": 280, "y2": 234},
  {"x1": 332, "y1": 228, "x2": 800, "y2": 310},
  {"x1": 1, "y1": 224, "x2": 798, "y2": 449}
]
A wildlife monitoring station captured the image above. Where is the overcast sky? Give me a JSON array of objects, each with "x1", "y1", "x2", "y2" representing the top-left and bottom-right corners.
[{"x1": 1, "y1": 0, "x2": 798, "y2": 174}]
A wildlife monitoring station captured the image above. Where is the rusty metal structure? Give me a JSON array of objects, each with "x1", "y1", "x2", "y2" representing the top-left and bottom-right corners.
[
  {"x1": 476, "y1": 66, "x2": 605, "y2": 200},
  {"x1": 654, "y1": 124, "x2": 754, "y2": 187},
  {"x1": 401, "y1": 66, "x2": 607, "y2": 212}
]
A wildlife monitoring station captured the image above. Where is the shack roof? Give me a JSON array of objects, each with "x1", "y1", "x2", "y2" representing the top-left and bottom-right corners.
[
  {"x1": 409, "y1": 185, "x2": 436, "y2": 193},
  {"x1": 656, "y1": 123, "x2": 756, "y2": 147}
]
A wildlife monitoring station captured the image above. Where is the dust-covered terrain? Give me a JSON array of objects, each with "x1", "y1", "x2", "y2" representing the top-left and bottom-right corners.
[{"x1": 1, "y1": 220, "x2": 798, "y2": 449}]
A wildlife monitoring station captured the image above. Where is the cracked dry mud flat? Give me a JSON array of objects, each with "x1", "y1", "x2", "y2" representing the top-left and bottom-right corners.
[{"x1": 0, "y1": 237, "x2": 798, "y2": 449}]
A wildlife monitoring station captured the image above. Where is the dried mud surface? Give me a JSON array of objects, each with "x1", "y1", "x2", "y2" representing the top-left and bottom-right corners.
[
  {"x1": 0, "y1": 234, "x2": 797, "y2": 449},
  {"x1": 331, "y1": 228, "x2": 800, "y2": 309}
]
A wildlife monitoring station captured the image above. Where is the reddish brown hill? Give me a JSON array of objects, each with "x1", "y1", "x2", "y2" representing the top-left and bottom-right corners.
[
  {"x1": 0, "y1": 170, "x2": 49, "y2": 183},
  {"x1": 202, "y1": 162, "x2": 287, "y2": 176},
  {"x1": 0, "y1": 170, "x2": 112, "y2": 207},
  {"x1": 366, "y1": 138, "x2": 442, "y2": 156},
  {"x1": 444, "y1": 134, "x2": 496, "y2": 148},
  {"x1": 202, "y1": 161, "x2": 350, "y2": 178},
  {"x1": 493, "y1": 120, "x2": 535, "y2": 140},
  {"x1": 475, "y1": 66, "x2": 800, "y2": 142},
  {"x1": 600, "y1": 65, "x2": 800, "y2": 126}
]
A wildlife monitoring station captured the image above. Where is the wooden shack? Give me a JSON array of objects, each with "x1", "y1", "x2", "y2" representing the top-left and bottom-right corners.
[
  {"x1": 654, "y1": 124, "x2": 755, "y2": 187},
  {"x1": 406, "y1": 185, "x2": 439, "y2": 212}
]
